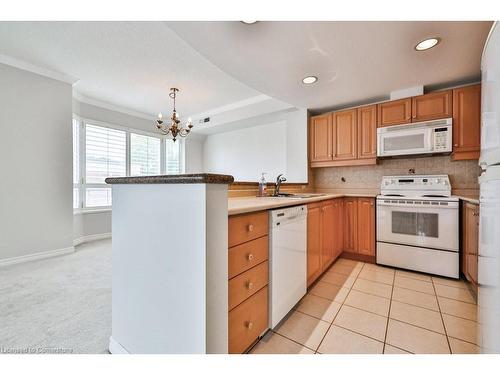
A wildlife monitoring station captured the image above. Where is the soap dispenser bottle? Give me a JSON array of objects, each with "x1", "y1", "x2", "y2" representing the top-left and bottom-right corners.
[{"x1": 258, "y1": 173, "x2": 268, "y2": 197}]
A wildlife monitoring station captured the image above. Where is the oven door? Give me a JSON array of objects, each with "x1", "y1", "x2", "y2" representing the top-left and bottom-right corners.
[
  {"x1": 377, "y1": 127, "x2": 433, "y2": 157},
  {"x1": 377, "y1": 199, "x2": 459, "y2": 251}
]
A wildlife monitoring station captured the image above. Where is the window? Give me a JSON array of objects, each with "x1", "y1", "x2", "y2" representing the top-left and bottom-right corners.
[
  {"x1": 130, "y1": 133, "x2": 161, "y2": 176},
  {"x1": 73, "y1": 118, "x2": 184, "y2": 211},
  {"x1": 165, "y1": 140, "x2": 181, "y2": 174},
  {"x1": 85, "y1": 124, "x2": 126, "y2": 207}
]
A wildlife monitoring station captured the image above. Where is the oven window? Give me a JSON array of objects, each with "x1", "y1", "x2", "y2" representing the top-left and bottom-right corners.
[
  {"x1": 392, "y1": 211, "x2": 439, "y2": 238},
  {"x1": 384, "y1": 133, "x2": 425, "y2": 151}
]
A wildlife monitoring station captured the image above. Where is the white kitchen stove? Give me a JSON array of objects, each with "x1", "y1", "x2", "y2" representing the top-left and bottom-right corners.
[{"x1": 376, "y1": 175, "x2": 459, "y2": 278}]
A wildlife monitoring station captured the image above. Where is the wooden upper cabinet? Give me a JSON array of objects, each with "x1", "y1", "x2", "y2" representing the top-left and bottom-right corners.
[
  {"x1": 452, "y1": 84, "x2": 481, "y2": 160},
  {"x1": 412, "y1": 90, "x2": 452, "y2": 122},
  {"x1": 321, "y1": 200, "x2": 335, "y2": 271},
  {"x1": 307, "y1": 203, "x2": 322, "y2": 286},
  {"x1": 357, "y1": 105, "x2": 377, "y2": 159},
  {"x1": 377, "y1": 98, "x2": 411, "y2": 127},
  {"x1": 343, "y1": 198, "x2": 358, "y2": 253},
  {"x1": 333, "y1": 109, "x2": 357, "y2": 160},
  {"x1": 357, "y1": 198, "x2": 375, "y2": 256},
  {"x1": 310, "y1": 114, "x2": 332, "y2": 162}
]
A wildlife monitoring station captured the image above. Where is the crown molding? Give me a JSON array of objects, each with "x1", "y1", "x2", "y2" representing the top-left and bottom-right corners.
[
  {"x1": 73, "y1": 91, "x2": 156, "y2": 121},
  {"x1": 0, "y1": 54, "x2": 79, "y2": 85}
]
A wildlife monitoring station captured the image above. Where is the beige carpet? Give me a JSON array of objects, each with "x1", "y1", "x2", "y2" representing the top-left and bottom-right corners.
[{"x1": 0, "y1": 239, "x2": 111, "y2": 354}]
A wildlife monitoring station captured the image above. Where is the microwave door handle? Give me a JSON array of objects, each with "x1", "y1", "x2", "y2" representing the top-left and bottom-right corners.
[{"x1": 426, "y1": 130, "x2": 433, "y2": 151}]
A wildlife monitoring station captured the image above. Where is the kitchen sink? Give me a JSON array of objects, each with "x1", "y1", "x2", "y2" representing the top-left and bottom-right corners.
[{"x1": 274, "y1": 193, "x2": 326, "y2": 199}]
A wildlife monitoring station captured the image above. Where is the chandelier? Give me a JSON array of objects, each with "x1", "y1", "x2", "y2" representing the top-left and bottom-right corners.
[{"x1": 155, "y1": 88, "x2": 193, "y2": 142}]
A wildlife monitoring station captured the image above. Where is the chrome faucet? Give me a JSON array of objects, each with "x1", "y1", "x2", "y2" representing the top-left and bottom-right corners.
[{"x1": 274, "y1": 174, "x2": 287, "y2": 196}]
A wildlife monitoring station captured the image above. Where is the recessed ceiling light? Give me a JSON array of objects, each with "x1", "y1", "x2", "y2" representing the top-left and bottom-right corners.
[
  {"x1": 302, "y1": 76, "x2": 318, "y2": 84},
  {"x1": 415, "y1": 37, "x2": 441, "y2": 51},
  {"x1": 241, "y1": 20, "x2": 258, "y2": 25}
]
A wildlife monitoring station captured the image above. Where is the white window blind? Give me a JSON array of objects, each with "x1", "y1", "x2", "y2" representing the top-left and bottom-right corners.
[
  {"x1": 165, "y1": 140, "x2": 181, "y2": 174},
  {"x1": 85, "y1": 124, "x2": 126, "y2": 183},
  {"x1": 130, "y1": 133, "x2": 161, "y2": 176},
  {"x1": 85, "y1": 124, "x2": 126, "y2": 208},
  {"x1": 73, "y1": 119, "x2": 80, "y2": 209}
]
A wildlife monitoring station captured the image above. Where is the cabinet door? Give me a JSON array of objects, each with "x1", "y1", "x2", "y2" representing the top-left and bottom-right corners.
[
  {"x1": 333, "y1": 109, "x2": 357, "y2": 160},
  {"x1": 411, "y1": 90, "x2": 452, "y2": 122},
  {"x1": 333, "y1": 199, "x2": 344, "y2": 259},
  {"x1": 357, "y1": 198, "x2": 375, "y2": 256},
  {"x1": 377, "y1": 98, "x2": 411, "y2": 127},
  {"x1": 310, "y1": 114, "x2": 333, "y2": 162},
  {"x1": 307, "y1": 203, "x2": 322, "y2": 286},
  {"x1": 357, "y1": 105, "x2": 377, "y2": 159},
  {"x1": 343, "y1": 198, "x2": 358, "y2": 253},
  {"x1": 452, "y1": 84, "x2": 481, "y2": 160},
  {"x1": 321, "y1": 200, "x2": 335, "y2": 271},
  {"x1": 464, "y1": 203, "x2": 479, "y2": 284}
]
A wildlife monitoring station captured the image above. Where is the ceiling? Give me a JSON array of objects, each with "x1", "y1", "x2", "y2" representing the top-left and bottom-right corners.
[
  {"x1": 0, "y1": 21, "x2": 493, "y2": 122},
  {"x1": 168, "y1": 21, "x2": 493, "y2": 112},
  {"x1": 0, "y1": 22, "x2": 260, "y2": 118}
]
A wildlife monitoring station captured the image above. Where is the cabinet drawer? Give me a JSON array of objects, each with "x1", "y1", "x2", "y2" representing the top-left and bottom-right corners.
[
  {"x1": 228, "y1": 211, "x2": 268, "y2": 247},
  {"x1": 228, "y1": 286, "x2": 269, "y2": 354},
  {"x1": 229, "y1": 236, "x2": 269, "y2": 279},
  {"x1": 229, "y1": 261, "x2": 269, "y2": 311}
]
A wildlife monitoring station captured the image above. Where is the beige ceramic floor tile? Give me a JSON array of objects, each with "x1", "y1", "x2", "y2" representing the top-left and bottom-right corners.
[
  {"x1": 320, "y1": 271, "x2": 356, "y2": 289},
  {"x1": 434, "y1": 284, "x2": 475, "y2": 303},
  {"x1": 363, "y1": 263, "x2": 395, "y2": 274},
  {"x1": 344, "y1": 289, "x2": 390, "y2": 317},
  {"x1": 358, "y1": 268, "x2": 394, "y2": 285},
  {"x1": 392, "y1": 286, "x2": 439, "y2": 311},
  {"x1": 438, "y1": 296, "x2": 477, "y2": 321},
  {"x1": 394, "y1": 275, "x2": 435, "y2": 295},
  {"x1": 442, "y1": 313, "x2": 478, "y2": 344},
  {"x1": 329, "y1": 262, "x2": 362, "y2": 277},
  {"x1": 274, "y1": 310, "x2": 330, "y2": 351},
  {"x1": 432, "y1": 276, "x2": 468, "y2": 289},
  {"x1": 334, "y1": 258, "x2": 363, "y2": 267},
  {"x1": 294, "y1": 294, "x2": 342, "y2": 323},
  {"x1": 318, "y1": 325, "x2": 383, "y2": 354},
  {"x1": 309, "y1": 281, "x2": 350, "y2": 303},
  {"x1": 250, "y1": 331, "x2": 314, "y2": 354},
  {"x1": 395, "y1": 269, "x2": 432, "y2": 282},
  {"x1": 386, "y1": 319, "x2": 450, "y2": 354},
  {"x1": 390, "y1": 300, "x2": 445, "y2": 334},
  {"x1": 449, "y1": 337, "x2": 480, "y2": 354},
  {"x1": 333, "y1": 305, "x2": 387, "y2": 341},
  {"x1": 352, "y1": 278, "x2": 393, "y2": 299},
  {"x1": 383, "y1": 344, "x2": 411, "y2": 354}
]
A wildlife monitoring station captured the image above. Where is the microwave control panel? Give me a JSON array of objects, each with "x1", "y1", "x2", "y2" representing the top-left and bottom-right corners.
[{"x1": 433, "y1": 127, "x2": 451, "y2": 151}]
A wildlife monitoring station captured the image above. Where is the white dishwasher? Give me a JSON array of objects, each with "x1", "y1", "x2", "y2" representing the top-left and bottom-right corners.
[{"x1": 269, "y1": 205, "x2": 307, "y2": 328}]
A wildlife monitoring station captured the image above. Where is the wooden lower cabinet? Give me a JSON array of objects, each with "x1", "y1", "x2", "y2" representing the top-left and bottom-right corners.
[
  {"x1": 343, "y1": 198, "x2": 358, "y2": 252},
  {"x1": 307, "y1": 202, "x2": 323, "y2": 286},
  {"x1": 228, "y1": 211, "x2": 269, "y2": 353},
  {"x1": 462, "y1": 202, "x2": 479, "y2": 285},
  {"x1": 321, "y1": 200, "x2": 336, "y2": 270},
  {"x1": 228, "y1": 286, "x2": 268, "y2": 354},
  {"x1": 357, "y1": 198, "x2": 376, "y2": 256}
]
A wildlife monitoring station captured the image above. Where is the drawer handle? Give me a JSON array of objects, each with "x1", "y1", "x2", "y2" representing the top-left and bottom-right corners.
[
  {"x1": 247, "y1": 253, "x2": 254, "y2": 261},
  {"x1": 246, "y1": 281, "x2": 254, "y2": 290},
  {"x1": 247, "y1": 224, "x2": 254, "y2": 232},
  {"x1": 246, "y1": 321, "x2": 254, "y2": 330}
]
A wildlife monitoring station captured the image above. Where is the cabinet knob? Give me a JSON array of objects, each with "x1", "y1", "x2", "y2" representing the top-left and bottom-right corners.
[
  {"x1": 247, "y1": 224, "x2": 254, "y2": 232},
  {"x1": 370, "y1": 203, "x2": 374, "y2": 206},
  {"x1": 454, "y1": 144, "x2": 458, "y2": 147},
  {"x1": 473, "y1": 212, "x2": 479, "y2": 217},
  {"x1": 246, "y1": 281, "x2": 254, "y2": 290},
  {"x1": 247, "y1": 253, "x2": 254, "y2": 261},
  {"x1": 246, "y1": 321, "x2": 254, "y2": 330}
]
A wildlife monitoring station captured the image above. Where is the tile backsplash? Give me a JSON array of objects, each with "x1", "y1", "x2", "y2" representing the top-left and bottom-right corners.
[{"x1": 313, "y1": 155, "x2": 481, "y2": 193}]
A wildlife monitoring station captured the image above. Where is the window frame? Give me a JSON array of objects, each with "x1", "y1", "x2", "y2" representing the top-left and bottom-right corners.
[{"x1": 72, "y1": 115, "x2": 185, "y2": 213}]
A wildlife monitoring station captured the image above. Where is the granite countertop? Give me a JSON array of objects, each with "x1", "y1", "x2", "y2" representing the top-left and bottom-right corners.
[
  {"x1": 228, "y1": 191, "x2": 480, "y2": 215},
  {"x1": 105, "y1": 173, "x2": 234, "y2": 185}
]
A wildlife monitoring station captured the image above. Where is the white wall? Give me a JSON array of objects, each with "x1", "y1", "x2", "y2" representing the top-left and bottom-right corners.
[
  {"x1": 184, "y1": 135, "x2": 205, "y2": 174},
  {"x1": 201, "y1": 108, "x2": 308, "y2": 183},
  {"x1": 0, "y1": 63, "x2": 73, "y2": 261}
]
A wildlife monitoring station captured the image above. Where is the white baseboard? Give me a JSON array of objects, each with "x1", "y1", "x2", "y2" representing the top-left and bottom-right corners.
[
  {"x1": 109, "y1": 336, "x2": 130, "y2": 354},
  {"x1": 0, "y1": 246, "x2": 75, "y2": 267},
  {"x1": 73, "y1": 232, "x2": 111, "y2": 247}
]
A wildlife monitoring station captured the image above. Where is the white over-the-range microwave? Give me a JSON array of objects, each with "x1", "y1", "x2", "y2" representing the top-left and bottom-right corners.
[{"x1": 377, "y1": 118, "x2": 453, "y2": 157}]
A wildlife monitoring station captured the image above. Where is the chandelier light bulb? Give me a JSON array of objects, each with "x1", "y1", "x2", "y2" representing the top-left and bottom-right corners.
[{"x1": 158, "y1": 112, "x2": 163, "y2": 119}]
